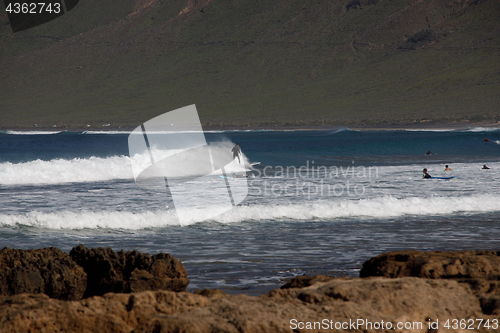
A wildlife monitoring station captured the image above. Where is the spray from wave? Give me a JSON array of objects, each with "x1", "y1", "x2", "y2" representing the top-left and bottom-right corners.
[
  {"x1": 464, "y1": 127, "x2": 500, "y2": 132},
  {"x1": 0, "y1": 146, "x2": 250, "y2": 185}
]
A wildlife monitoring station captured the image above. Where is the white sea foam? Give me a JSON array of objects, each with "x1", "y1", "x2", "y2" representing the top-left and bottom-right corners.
[
  {"x1": 403, "y1": 127, "x2": 500, "y2": 133},
  {"x1": 464, "y1": 127, "x2": 500, "y2": 132},
  {"x1": 0, "y1": 148, "x2": 250, "y2": 185},
  {"x1": 83, "y1": 130, "x2": 222, "y2": 135},
  {"x1": 81, "y1": 130, "x2": 269, "y2": 135},
  {"x1": 1, "y1": 129, "x2": 277, "y2": 136},
  {"x1": 404, "y1": 128, "x2": 456, "y2": 132},
  {"x1": 2, "y1": 130, "x2": 63, "y2": 135},
  {"x1": 2, "y1": 194, "x2": 499, "y2": 229},
  {"x1": 213, "y1": 194, "x2": 500, "y2": 223},
  {"x1": 0, "y1": 156, "x2": 134, "y2": 185},
  {"x1": 0, "y1": 210, "x2": 179, "y2": 229},
  {"x1": 82, "y1": 130, "x2": 132, "y2": 135},
  {"x1": 325, "y1": 127, "x2": 353, "y2": 134}
]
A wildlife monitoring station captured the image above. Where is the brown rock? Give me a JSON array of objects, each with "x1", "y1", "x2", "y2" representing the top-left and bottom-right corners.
[
  {"x1": 193, "y1": 288, "x2": 227, "y2": 297},
  {"x1": 281, "y1": 275, "x2": 342, "y2": 289},
  {"x1": 480, "y1": 295, "x2": 500, "y2": 315},
  {"x1": 2, "y1": 249, "x2": 499, "y2": 332},
  {"x1": 1, "y1": 277, "x2": 496, "y2": 333},
  {"x1": 0, "y1": 290, "x2": 209, "y2": 333},
  {"x1": 360, "y1": 250, "x2": 500, "y2": 280},
  {"x1": 0, "y1": 247, "x2": 86, "y2": 300},
  {"x1": 69, "y1": 245, "x2": 189, "y2": 297},
  {"x1": 360, "y1": 250, "x2": 500, "y2": 316}
]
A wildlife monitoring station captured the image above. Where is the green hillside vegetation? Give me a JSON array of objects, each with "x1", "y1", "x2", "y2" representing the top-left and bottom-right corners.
[{"x1": 0, "y1": 0, "x2": 499, "y2": 129}]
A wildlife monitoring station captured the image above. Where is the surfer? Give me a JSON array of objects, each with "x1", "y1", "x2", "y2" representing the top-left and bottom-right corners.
[
  {"x1": 231, "y1": 143, "x2": 241, "y2": 163},
  {"x1": 423, "y1": 168, "x2": 431, "y2": 178},
  {"x1": 426, "y1": 150, "x2": 433, "y2": 155},
  {"x1": 444, "y1": 165, "x2": 451, "y2": 171},
  {"x1": 484, "y1": 138, "x2": 489, "y2": 142},
  {"x1": 482, "y1": 164, "x2": 490, "y2": 169}
]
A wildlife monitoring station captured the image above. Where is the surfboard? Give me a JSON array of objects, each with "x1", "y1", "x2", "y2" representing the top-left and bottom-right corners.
[
  {"x1": 429, "y1": 176, "x2": 456, "y2": 180},
  {"x1": 247, "y1": 162, "x2": 261, "y2": 166}
]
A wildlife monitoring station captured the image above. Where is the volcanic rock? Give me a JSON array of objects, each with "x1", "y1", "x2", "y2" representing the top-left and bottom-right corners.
[
  {"x1": 0, "y1": 247, "x2": 86, "y2": 300},
  {"x1": 69, "y1": 245, "x2": 189, "y2": 297},
  {"x1": 360, "y1": 250, "x2": 500, "y2": 280},
  {"x1": 2, "y1": 249, "x2": 499, "y2": 332},
  {"x1": 0, "y1": 277, "x2": 496, "y2": 333},
  {"x1": 360, "y1": 250, "x2": 500, "y2": 316}
]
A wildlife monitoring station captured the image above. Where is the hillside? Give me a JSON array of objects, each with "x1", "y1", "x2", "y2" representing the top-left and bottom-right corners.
[{"x1": 0, "y1": 0, "x2": 499, "y2": 129}]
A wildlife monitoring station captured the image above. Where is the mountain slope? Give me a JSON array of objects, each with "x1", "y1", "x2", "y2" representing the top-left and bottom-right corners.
[{"x1": 0, "y1": 0, "x2": 499, "y2": 128}]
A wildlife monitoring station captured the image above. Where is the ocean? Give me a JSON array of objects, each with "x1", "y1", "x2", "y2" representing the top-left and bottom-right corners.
[{"x1": 1, "y1": 127, "x2": 499, "y2": 295}]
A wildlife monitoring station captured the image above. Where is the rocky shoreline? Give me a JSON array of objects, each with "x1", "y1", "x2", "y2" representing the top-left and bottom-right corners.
[{"x1": 1, "y1": 247, "x2": 499, "y2": 332}]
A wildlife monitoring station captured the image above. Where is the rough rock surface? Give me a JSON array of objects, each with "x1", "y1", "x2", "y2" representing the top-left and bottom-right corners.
[
  {"x1": 69, "y1": 245, "x2": 189, "y2": 297},
  {"x1": 2, "y1": 249, "x2": 499, "y2": 332},
  {"x1": 360, "y1": 250, "x2": 500, "y2": 315},
  {"x1": 360, "y1": 250, "x2": 500, "y2": 280},
  {"x1": 0, "y1": 277, "x2": 497, "y2": 333},
  {"x1": 0, "y1": 247, "x2": 86, "y2": 300},
  {"x1": 281, "y1": 274, "x2": 338, "y2": 289}
]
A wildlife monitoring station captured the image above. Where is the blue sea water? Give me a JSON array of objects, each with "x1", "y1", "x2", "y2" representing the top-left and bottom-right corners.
[{"x1": 1, "y1": 127, "x2": 500, "y2": 295}]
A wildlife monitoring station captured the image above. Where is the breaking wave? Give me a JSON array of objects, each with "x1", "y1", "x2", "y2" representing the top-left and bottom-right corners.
[
  {"x1": 2, "y1": 194, "x2": 499, "y2": 229},
  {"x1": 0, "y1": 149, "x2": 250, "y2": 185}
]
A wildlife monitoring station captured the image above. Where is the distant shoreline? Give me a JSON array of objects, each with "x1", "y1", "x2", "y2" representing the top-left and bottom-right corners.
[{"x1": 2, "y1": 121, "x2": 499, "y2": 133}]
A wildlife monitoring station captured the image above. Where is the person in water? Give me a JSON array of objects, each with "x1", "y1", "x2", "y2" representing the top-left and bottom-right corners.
[
  {"x1": 482, "y1": 164, "x2": 490, "y2": 169},
  {"x1": 232, "y1": 173, "x2": 248, "y2": 178},
  {"x1": 426, "y1": 150, "x2": 433, "y2": 155},
  {"x1": 444, "y1": 165, "x2": 451, "y2": 171},
  {"x1": 231, "y1": 143, "x2": 241, "y2": 163},
  {"x1": 423, "y1": 168, "x2": 431, "y2": 178}
]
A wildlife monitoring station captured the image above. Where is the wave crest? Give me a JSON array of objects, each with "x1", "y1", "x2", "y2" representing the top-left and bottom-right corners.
[
  {"x1": 2, "y1": 194, "x2": 499, "y2": 229},
  {"x1": 0, "y1": 156, "x2": 133, "y2": 185}
]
